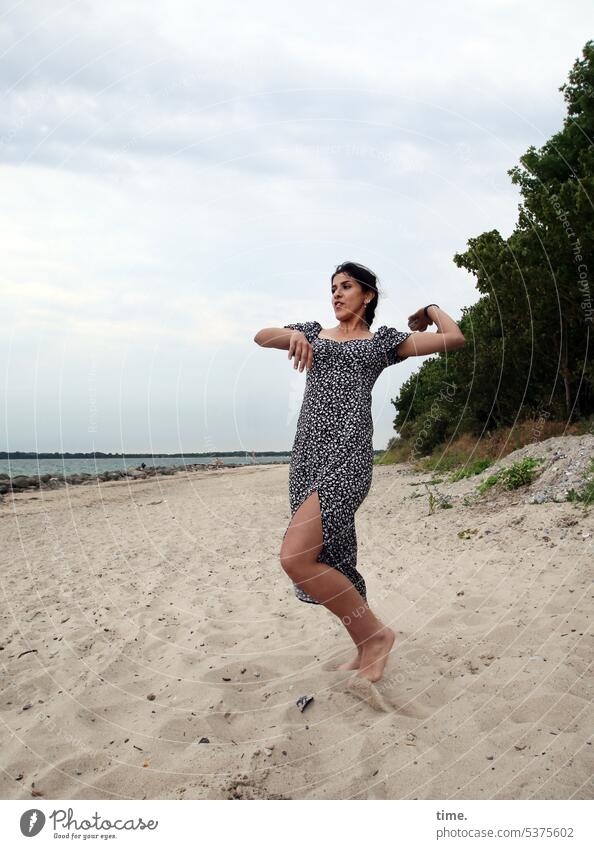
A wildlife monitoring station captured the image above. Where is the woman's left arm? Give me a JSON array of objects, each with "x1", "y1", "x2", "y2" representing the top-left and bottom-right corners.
[{"x1": 396, "y1": 305, "x2": 466, "y2": 358}]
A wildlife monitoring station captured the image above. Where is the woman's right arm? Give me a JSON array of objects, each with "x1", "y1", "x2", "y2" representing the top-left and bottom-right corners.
[
  {"x1": 253, "y1": 328, "x2": 294, "y2": 349},
  {"x1": 254, "y1": 328, "x2": 313, "y2": 371}
]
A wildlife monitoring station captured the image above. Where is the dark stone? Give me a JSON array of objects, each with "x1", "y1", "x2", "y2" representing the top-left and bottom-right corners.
[
  {"x1": 11, "y1": 476, "x2": 38, "y2": 488},
  {"x1": 296, "y1": 695, "x2": 314, "y2": 713}
]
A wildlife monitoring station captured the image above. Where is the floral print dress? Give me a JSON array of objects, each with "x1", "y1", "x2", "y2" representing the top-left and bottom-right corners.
[{"x1": 282, "y1": 321, "x2": 411, "y2": 604}]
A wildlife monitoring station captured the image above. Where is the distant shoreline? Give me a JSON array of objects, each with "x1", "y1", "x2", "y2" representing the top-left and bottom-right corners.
[
  {"x1": 0, "y1": 454, "x2": 293, "y2": 481},
  {"x1": 0, "y1": 451, "x2": 292, "y2": 459},
  {"x1": 0, "y1": 449, "x2": 388, "y2": 459}
]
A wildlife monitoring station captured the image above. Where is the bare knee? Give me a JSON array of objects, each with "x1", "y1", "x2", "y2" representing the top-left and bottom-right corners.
[
  {"x1": 279, "y1": 548, "x2": 308, "y2": 580},
  {"x1": 280, "y1": 498, "x2": 323, "y2": 579}
]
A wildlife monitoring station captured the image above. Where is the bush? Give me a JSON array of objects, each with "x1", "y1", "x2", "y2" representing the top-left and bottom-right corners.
[{"x1": 477, "y1": 457, "x2": 542, "y2": 495}]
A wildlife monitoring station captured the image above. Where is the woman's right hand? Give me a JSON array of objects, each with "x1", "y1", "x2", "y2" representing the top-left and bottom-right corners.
[{"x1": 288, "y1": 330, "x2": 313, "y2": 372}]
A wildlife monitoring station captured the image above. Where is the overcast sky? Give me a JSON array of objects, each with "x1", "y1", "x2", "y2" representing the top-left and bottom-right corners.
[{"x1": 1, "y1": 1, "x2": 591, "y2": 453}]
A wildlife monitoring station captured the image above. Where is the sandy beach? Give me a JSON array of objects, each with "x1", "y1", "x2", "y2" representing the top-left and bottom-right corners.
[{"x1": 1, "y1": 435, "x2": 592, "y2": 800}]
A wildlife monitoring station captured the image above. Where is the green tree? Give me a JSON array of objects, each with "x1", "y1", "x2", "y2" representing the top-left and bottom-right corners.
[{"x1": 392, "y1": 40, "x2": 594, "y2": 452}]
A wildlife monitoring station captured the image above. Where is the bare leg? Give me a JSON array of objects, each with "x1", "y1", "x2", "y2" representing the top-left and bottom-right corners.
[{"x1": 280, "y1": 490, "x2": 395, "y2": 683}]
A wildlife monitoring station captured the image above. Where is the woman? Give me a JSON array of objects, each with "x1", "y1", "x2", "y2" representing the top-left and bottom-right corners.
[{"x1": 254, "y1": 261, "x2": 465, "y2": 683}]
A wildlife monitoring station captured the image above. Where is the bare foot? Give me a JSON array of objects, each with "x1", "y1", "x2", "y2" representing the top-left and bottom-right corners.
[
  {"x1": 357, "y1": 627, "x2": 396, "y2": 683},
  {"x1": 337, "y1": 650, "x2": 362, "y2": 670}
]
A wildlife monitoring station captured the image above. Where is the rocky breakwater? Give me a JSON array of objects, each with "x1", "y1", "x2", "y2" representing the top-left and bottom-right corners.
[{"x1": 0, "y1": 461, "x2": 241, "y2": 501}]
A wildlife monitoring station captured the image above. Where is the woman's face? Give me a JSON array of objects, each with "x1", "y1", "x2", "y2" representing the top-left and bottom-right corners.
[{"x1": 331, "y1": 272, "x2": 367, "y2": 320}]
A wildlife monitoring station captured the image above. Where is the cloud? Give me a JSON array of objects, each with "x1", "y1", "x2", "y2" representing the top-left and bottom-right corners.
[
  {"x1": 0, "y1": 0, "x2": 580, "y2": 175},
  {"x1": 1, "y1": 0, "x2": 592, "y2": 451}
]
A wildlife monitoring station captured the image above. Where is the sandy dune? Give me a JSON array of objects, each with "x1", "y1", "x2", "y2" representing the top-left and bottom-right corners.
[{"x1": 1, "y1": 437, "x2": 592, "y2": 799}]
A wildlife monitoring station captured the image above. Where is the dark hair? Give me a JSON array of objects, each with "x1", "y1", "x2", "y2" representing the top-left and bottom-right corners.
[{"x1": 331, "y1": 261, "x2": 381, "y2": 328}]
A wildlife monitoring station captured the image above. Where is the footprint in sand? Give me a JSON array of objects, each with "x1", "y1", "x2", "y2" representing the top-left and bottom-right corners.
[
  {"x1": 344, "y1": 676, "x2": 394, "y2": 712},
  {"x1": 339, "y1": 675, "x2": 434, "y2": 718}
]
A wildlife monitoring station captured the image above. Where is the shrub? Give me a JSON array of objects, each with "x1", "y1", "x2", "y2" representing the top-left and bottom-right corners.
[{"x1": 476, "y1": 457, "x2": 542, "y2": 495}]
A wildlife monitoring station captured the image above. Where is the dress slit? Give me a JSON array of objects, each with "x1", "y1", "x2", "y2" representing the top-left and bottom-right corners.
[
  {"x1": 287, "y1": 486, "x2": 327, "y2": 603},
  {"x1": 288, "y1": 473, "x2": 368, "y2": 605}
]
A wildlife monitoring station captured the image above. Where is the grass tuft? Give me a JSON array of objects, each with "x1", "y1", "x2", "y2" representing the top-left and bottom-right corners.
[
  {"x1": 449, "y1": 459, "x2": 493, "y2": 481},
  {"x1": 476, "y1": 457, "x2": 543, "y2": 496},
  {"x1": 566, "y1": 457, "x2": 594, "y2": 508}
]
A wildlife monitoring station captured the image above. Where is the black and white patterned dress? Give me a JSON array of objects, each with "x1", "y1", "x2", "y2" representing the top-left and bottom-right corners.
[{"x1": 282, "y1": 321, "x2": 412, "y2": 604}]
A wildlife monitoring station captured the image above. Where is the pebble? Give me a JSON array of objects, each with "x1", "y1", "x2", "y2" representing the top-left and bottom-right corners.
[{"x1": 296, "y1": 695, "x2": 314, "y2": 712}]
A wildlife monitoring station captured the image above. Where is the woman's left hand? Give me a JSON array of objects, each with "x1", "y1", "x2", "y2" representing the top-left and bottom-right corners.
[{"x1": 407, "y1": 307, "x2": 433, "y2": 332}]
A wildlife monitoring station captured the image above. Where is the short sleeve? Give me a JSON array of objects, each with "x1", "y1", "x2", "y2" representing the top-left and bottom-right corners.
[
  {"x1": 283, "y1": 321, "x2": 322, "y2": 344},
  {"x1": 376, "y1": 325, "x2": 412, "y2": 366}
]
